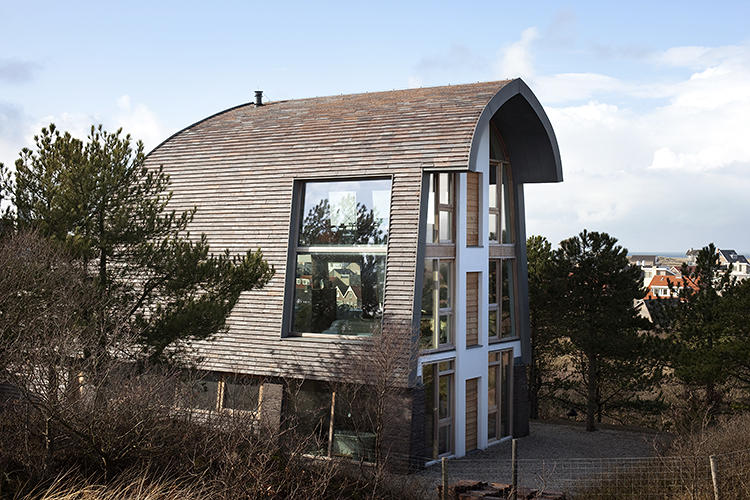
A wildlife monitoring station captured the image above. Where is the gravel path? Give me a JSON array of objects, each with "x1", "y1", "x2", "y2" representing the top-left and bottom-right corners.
[{"x1": 418, "y1": 420, "x2": 664, "y2": 494}]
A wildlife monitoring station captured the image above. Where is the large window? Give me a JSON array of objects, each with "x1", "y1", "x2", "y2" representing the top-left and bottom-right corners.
[
  {"x1": 182, "y1": 372, "x2": 261, "y2": 414},
  {"x1": 420, "y1": 258, "x2": 454, "y2": 350},
  {"x1": 292, "y1": 179, "x2": 391, "y2": 336},
  {"x1": 425, "y1": 173, "x2": 455, "y2": 244},
  {"x1": 489, "y1": 162, "x2": 513, "y2": 244},
  {"x1": 488, "y1": 350, "x2": 512, "y2": 441},
  {"x1": 488, "y1": 259, "x2": 516, "y2": 340},
  {"x1": 424, "y1": 360, "x2": 454, "y2": 459},
  {"x1": 284, "y1": 381, "x2": 376, "y2": 461}
]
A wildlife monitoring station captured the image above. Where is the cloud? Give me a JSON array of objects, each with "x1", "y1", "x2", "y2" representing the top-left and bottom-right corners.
[
  {"x1": 114, "y1": 95, "x2": 165, "y2": 150},
  {"x1": 494, "y1": 27, "x2": 538, "y2": 80},
  {"x1": 0, "y1": 59, "x2": 40, "y2": 84}
]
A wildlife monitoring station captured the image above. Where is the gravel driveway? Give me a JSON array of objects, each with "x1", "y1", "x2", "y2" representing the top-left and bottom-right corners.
[{"x1": 418, "y1": 420, "x2": 664, "y2": 494}]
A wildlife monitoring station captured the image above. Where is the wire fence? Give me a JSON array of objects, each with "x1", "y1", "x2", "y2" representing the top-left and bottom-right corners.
[{"x1": 407, "y1": 446, "x2": 750, "y2": 499}]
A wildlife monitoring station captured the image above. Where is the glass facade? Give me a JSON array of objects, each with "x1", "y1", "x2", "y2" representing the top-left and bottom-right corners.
[
  {"x1": 292, "y1": 179, "x2": 391, "y2": 335},
  {"x1": 488, "y1": 259, "x2": 516, "y2": 340},
  {"x1": 420, "y1": 258, "x2": 454, "y2": 349},
  {"x1": 424, "y1": 360, "x2": 454, "y2": 459},
  {"x1": 488, "y1": 351, "x2": 512, "y2": 441},
  {"x1": 489, "y1": 163, "x2": 513, "y2": 244},
  {"x1": 425, "y1": 173, "x2": 455, "y2": 244}
]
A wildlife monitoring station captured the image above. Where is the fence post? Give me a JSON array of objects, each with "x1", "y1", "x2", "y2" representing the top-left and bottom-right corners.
[
  {"x1": 441, "y1": 456, "x2": 447, "y2": 500},
  {"x1": 512, "y1": 438, "x2": 518, "y2": 500},
  {"x1": 709, "y1": 455, "x2": 720, "y2": 500}
]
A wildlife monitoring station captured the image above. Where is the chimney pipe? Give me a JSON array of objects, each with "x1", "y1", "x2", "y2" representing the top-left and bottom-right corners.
[{"x1": 254, "y1": 90, "x2": 263, "y2": 106}]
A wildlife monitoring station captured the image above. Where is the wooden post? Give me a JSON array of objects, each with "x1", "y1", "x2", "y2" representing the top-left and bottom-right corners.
[
  {"x1": 710, "y1": 455, "x2": 720, "y2": 500},
  {"x1": 441, "y1": 456, "x2": 447, "y2": 500},
  {"x1": 511, "y1": 438, "x2": 518, "y2": 500}
]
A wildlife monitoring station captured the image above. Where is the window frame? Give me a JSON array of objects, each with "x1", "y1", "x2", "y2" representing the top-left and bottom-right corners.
[
  {"x1": 423, "y1": 360, "x2": 455, "y2": 460},
  {"x1": 488, "y1": 258, "x2": 519, "y2": 342},
  {"x1": 426, "y1": 172, "x2": 456, "y2": 245},
  {"x1": 420, "y1": 257, "x2": 455, "y2": 351},
  {"x1": 488, "y1": 350, "x2": 513, "y2": 442},
  {"x1": 179, "y1": 372, "x2": 263, "y2": 416},
  {"x1": 284, "y1": 176, "x2": 393, "y2": 338},
  {"x1": 488, "y1": 160, "x2": 515, "y2": 245}
]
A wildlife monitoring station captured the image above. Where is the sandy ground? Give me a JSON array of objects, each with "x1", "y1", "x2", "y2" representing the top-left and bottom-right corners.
[{"x1": 417, "y1": 420, "x2": 664, "y2": 494}]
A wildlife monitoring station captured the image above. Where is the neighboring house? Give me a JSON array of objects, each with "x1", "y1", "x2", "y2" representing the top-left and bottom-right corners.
[
  {"x1": 629, "y1": 255, "x2": 679, "y2": 288},
  {"x1": 644, "y1": 275, "x2": 699, "y2": 300},
  {"x1": 717, "y1": 249, "x2": 750, "y2": 282},
  {"x1": 145, "y1": 80, "x2": 562, "y2": 464}
]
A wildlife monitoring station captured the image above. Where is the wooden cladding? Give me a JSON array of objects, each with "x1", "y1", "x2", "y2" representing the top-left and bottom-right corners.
[
  {"x1": 465, "y1": 378, "x2": 478, "y2": 451},
  {"x1": 466, "y1": 172, "x2": 480, "y2": 247},
  {"x1": 466, "y1": 272, "x2": 479, "y2": 347}
]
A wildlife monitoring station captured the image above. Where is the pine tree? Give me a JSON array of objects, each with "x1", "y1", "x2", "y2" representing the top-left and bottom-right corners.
[
  {"x1": 1, "y1": 124, "x2": 274, "y2": 360},
  {"x1": 549, "y1": 230, "x2": 660, "y2": 431},
  {"x1": 526, "y1": 234, "x2": 555, "y2": 419}
]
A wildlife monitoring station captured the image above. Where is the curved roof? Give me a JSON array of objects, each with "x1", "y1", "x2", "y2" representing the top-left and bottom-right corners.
[{"x1": 148, "y1": 79, "x2": 561, "y2": 182}]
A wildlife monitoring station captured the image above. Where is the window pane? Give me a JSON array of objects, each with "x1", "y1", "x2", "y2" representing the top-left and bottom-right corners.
[
  {"x1": 501, "y1": 352, "x2": 512, "y2": 437},
  {"x1": 421, "y1": 260, "x2": 437, "y2": 349},
  {"x1": 293, "y1": 253, "x2": 385, "y2": 335},
  {"x1": 439, "y1": 261, "x2": 451, "y2": 308},
  {"x1": 332, "y1": 389, "x2": 376, "y2": 461},
  {"x1": 223, "y1": 376, "x2": 260, "y2": 412},
  {"x1": 438, "y1": 424, "x2": 451, "y2": 455},
  {"x1": 299, "y1": 179, "x2": 391, "y2": 246},
  {"x1": 439, "y1": 375, "x2": 450, "y2": 419},
  {"x1": 488, "y1": 366, "x2": 497, "y2": 408},
  {"x1": 286, "y1": 381, "x2": 332, "y2": 455},
  {"x1": 488, "y1": 261, "x2": 497, "y2": 304},
  {"x1": 488, "y1": 412, "x2": 497, "y2": 440},
  {"x1": 489, "y1": 310, "x2": 498, "y2": 339},
  {"x1": 439, "y1": 314, "x2": 451, "y2": 345},
  {"x1": 501, "y1": 260, "x2": 516, "y2": 338},
  {"x1": 489, "y1": 165, "x2": 498, "y2": 208},
  {"x1": 424, "y1": 365, "x2": 435, "y2": 457},
  {"x1": 439, "y1": 173, "x2": 452, "y2": 205},
  {"x1": 426, "y1": 175, "x2": 436, "y2": 243},
  {"x1": 501, "y1": 166, "x2": 513, "y2": 243},
  {"x1": 439, "y1": 210, "x2": 452, "y2": 242},
  {"x1": 187, "y1": 377, "x2": 219, "y2": 411},
  {"x1": 488, "y1": 213, "x2": 497, "y2": 241}
]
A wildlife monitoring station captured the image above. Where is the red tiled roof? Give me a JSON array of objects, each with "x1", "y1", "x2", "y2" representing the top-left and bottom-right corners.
[{"x1": 645, "y1": 275, "x2": 699, "y2": 299}]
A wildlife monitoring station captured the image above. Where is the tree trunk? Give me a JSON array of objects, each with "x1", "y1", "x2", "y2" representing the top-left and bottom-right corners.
[{"x1": 586, "y1": 354, "x2": 598, "y2": 432}]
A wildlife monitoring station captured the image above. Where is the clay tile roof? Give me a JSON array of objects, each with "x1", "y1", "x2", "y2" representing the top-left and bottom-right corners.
[
  {"x1": 645, "y1": 274, "x2": 699, "y2": 299},
  {"x1": 148, "y1": 81, "x2": 513, "y2": 171}
]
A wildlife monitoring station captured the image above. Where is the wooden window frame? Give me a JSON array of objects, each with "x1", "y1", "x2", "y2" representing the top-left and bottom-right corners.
[
  {"x1": 427, "y1": 172, "x2": 456, "y2": 245},
  {"x1": 488, "y1": 349, "x2": 513, "y2": 442},
  {"x1": 488, "y1": 258, "x2": 519, "y2": 342},
  {"x1": 421, "y1": 257, "x2": 455, "y2": 351},
  {"x1": 179, "y1": 372, "x2": 263, "y2": 416},
  {"x1": 424, "y1": 360, "x2": 455, "y2": 459}
]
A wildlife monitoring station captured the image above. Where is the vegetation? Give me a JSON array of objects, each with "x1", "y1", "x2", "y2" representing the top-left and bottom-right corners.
[{"x1": 0, "y1": 124, "x2": 273, "y2": 359}]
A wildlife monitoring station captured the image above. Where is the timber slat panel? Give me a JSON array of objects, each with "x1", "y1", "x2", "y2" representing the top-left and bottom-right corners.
[
  {"x1": 466, "y1": 378, "x2": 478, "y2": 451},
  {"x1": 466, "y1": 172, "x2": 480, "y2": 247},
  {"x1": 145, "y1": 82, "x2": 512, "y2": 385},
  {"x1": 466, "y1": 272, "x2": 479, "y2": 347}
]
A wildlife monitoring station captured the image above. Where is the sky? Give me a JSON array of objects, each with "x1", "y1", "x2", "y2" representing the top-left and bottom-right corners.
[{"x1": 1, "y1": 1, "x2": 749, "y2": 254}]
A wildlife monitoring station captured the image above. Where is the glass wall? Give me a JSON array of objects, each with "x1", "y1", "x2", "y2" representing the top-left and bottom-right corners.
[
  {"x1": 424, "y1": 360, "x2": 454, "y2": 459},
  {"x1": 292, "y1": 179, "x2": 391, "y2": 336},
  {"x1": 425, "y1": 173, "x2": 455, "y2": 244},
  {"x1": 488, "y1": 350, "x2": 512, "y2": 441},
  {"x1": 488, "y1": 259, "x2": 516, "y2": 340},
  {"x1": 420, "y1": 258, "x2": 454, "y2": 350},
  {"x1": 488, "y1": 163, "x2": 513, "y2": 244}
]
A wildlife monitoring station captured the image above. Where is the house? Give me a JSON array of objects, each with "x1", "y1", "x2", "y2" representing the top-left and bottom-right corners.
[
  {"x1": 644, "y1": 274, "x2": 699, "y2": 300},
  {"x1": 717, "y1": 248, "x2": 750, "y2": 282},
  {"x1": 145, "y1": 80, "x2": 562, "y2": 464},
  {"x1": 628, "y1": 255, "x2": 679, "y2": 288}
]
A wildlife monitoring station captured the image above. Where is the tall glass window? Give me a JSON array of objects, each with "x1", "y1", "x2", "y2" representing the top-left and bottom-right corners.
[
  {"x1": 488, "y1": 350, "x2": 512, "y2": 441},
  {"x1": 292, "y1": 179, "x2": 391, "y2": 336},
  {"x1": 420, "y1": 258, "x2": 454, "y2": 350},
  {"x1": 489, "y1": 162, "x2": 513, "y2": 244},
  {"x1": 424, "y1": 360, "x2": 454, "y2": 459},
  {"x1": 488, "y1": 259, "x2": 516, "y2": 340},
  {"x1": 425, "y1": 173, "x2": 455, "y2": 244}
]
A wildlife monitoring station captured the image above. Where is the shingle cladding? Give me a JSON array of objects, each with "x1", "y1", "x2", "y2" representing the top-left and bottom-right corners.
[{"x1": 146, "y1": 81, "x2": 511, "y2": 384}]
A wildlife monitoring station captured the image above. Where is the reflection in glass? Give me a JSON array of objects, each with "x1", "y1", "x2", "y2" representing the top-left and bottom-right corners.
[
  {"x1": 501, "y1": 260, "x2": 516, "y2": 338},
  {"x1": 439, "y1": 210, "x2": 452, "y2": 241},
  {"x1": 423, "y1": 365, "x2": 435, "y2": 456},
  {"x1": 421, "y1": 259, "x2": 453, "y2": 349},
  {"x1": 299, "y1": 179, "x2": 391, "y2": 247},
  {"x1": 293, "y1": 253, "x2": 386, "y2": 335},
  {"x1": 439, "y1": 173, "x2": 451, "y2": 204},
  {"x1": 223, "y1": 376, "x2": 260, "y2": 412},
  {"x1": 501, "y1": 166, "x2": 513, "y2": 243}
]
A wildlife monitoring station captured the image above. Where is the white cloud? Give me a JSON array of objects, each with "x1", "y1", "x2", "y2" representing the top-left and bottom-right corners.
[
  {"x1": 494, "y1": 27, "x2": 538, "y2": 80},
  {"x1": 521, "y1": 37, "x2": 750, "y2": 251},
  {"x1": 113, "y1": 95, "x2": 165, "y2": 151}
]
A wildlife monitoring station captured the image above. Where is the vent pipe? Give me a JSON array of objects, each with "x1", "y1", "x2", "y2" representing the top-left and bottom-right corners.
[{"x1": 254, "y1": 90, "x2": 263, "y2": 106}]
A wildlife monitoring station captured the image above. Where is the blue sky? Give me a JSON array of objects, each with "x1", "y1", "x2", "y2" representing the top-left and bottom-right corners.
[{"x1": 2, "y1": 1, "x2": 749, "y2": 254}]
